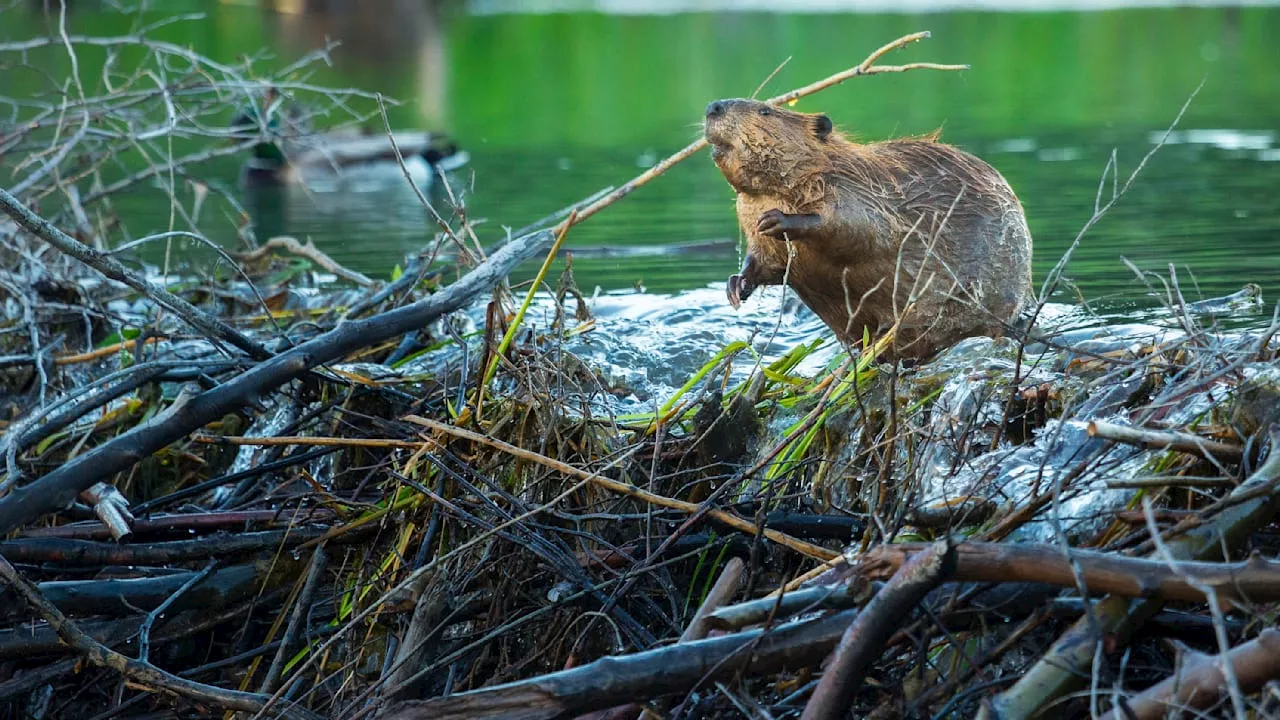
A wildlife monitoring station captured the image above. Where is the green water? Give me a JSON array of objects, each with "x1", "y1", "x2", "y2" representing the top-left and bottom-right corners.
[{"x1": 4, "y1": 2, "x2": 1280, "y2": 311}]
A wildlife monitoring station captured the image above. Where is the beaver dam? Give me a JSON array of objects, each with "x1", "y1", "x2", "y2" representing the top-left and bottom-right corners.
[{"x1": 2, "y1": 26, "x2": 1280, "y2": 720}]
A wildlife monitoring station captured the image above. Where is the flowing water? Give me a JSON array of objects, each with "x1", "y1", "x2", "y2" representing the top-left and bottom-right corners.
[{"x1": 5, "y1": 1, "x2": 1280, "y2": 402}]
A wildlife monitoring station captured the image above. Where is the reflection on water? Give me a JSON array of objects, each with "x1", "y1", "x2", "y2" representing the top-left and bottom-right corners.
[{"x1": 6, "y1": 2, "x2": 1280, "y2": 317}]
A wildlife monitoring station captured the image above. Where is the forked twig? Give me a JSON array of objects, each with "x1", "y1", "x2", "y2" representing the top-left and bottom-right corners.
[{"x1": 549, "y1": 31, "x2": 964, "y2": 235}]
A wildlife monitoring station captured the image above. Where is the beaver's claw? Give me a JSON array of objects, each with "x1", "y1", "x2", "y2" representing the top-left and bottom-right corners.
[
  {"x1": 727, "y1": 273, "x2": 754, "y2": 309},
  {"x1": 757, "y1": 209, "x2": 819, "y2": 240}
]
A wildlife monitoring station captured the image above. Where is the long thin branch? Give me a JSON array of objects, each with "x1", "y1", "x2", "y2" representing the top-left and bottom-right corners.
[{"x1": 548, "y1": 31, "x2": 964, "y2": 235}]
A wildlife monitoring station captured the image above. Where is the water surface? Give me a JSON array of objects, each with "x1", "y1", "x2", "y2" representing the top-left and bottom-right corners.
[{"x1": 5, "y1": 1, "x2": 1279, "y2": 316}]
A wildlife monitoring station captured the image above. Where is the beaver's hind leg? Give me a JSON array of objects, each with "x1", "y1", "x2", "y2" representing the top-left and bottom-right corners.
[{"x1": 757, "y1": 209, "x2": 821, "y2": 240}]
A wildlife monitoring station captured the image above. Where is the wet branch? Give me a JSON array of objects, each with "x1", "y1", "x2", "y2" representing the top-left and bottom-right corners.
[
  {"x1": 1087, "y1": 420, "x2": 1244, "y2": 462},
  {"x1": 381, "y1": 606, "x2": 861, "y2": 720},
  {"x1": 801, "y1": 539, "x2": 955, "y2": 720}
]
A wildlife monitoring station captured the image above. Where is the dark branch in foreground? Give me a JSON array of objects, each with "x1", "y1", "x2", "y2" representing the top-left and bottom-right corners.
[
  {"x1": 381, "y1": 606, "x2": 861, "y2": 720},
  {"x1": 802, "y1": 539, "x2": 955, "y2": 720},
  {"x1": 0, "y1": 553, "x2": 319, "y2": 719},
  {"x1": 0, "y1": 228, "x2": 554, "y2": 536}
]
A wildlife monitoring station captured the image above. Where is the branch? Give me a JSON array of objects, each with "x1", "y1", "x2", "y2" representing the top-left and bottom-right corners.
[
  {"x1": 1087, "y1": 420, "x2": 1243, "y2": 462},
  {"x1": 1105, "y1": 630, "x2": 1280, "y2": 720},
  {"x1": 769, "y1": 31, "x2": 966, "y2": 106},
  {"x1": 801, "y1": 539, "x2": 954, "y2": 720},
  {"x1": 549, "y1": 31, "x2": 964, "y2": 233},
  {"x1": 0, "y1": 228, "x2": 556, "y2": 536},
  {"x1": 858, "y1": 541, "x2": 1280, "y2": 606},
  {"x1": 237, "y1": 236, "x2": 375, "y2": 288},
  {"x1": 381, "y1": 606, "x2": 861, "y2": 720},
  {"x1": 260, "y1": 545, "x2": 328, "y2": 695}
]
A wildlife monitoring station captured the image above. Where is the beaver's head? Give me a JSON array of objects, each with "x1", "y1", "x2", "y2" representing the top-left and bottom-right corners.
[{"x1": 703, "y1": 98, "x2": 834, "y2": 195}]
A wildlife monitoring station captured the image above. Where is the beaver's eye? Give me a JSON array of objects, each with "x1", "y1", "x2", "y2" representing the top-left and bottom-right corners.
[{"x1": 758, "y1": 107, "x2": 771, "y2": 117}]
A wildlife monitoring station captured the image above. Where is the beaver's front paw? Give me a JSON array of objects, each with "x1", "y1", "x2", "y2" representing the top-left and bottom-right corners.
[
  {"x1": 757, "y1": 209, "x2": 818, "y2": 240},
  {"x1": 756, "y1": 209, "x2": 789, "y2": 239}
]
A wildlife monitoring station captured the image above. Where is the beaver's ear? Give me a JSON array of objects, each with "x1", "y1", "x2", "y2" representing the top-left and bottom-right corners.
[{"x1": 812, "y1": 114, "x2": 833, "y2": 140}]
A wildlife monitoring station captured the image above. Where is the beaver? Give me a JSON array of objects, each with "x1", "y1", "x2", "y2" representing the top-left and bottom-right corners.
[{"x1": 703, "y1": 98, "x2": 1033, "y2": 361}]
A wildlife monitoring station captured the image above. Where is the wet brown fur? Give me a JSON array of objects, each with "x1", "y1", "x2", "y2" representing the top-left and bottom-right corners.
[{"x1": 705, "y1": 98, "x2": 1033, "y2": 360}]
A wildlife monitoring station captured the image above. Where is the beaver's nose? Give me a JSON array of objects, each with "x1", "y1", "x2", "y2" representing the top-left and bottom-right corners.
[{"x1": 706, "y1": 100, "x2": 727, "y2": 118}]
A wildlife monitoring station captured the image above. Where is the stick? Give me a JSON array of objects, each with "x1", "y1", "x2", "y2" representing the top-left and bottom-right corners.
[
  {"x1": 1087, "y1": 420, "x2": 1243, "y2": 462},
  {"x1": 0, "y1": 528, "x2": 335, "y2": 566},
  {"x1": 769, "y1": 32, "x2": 966, "y2": 106},
  {"x1": 402, "y1": 415, "x2": 838, "y2": 561},
  {"x1": 237, "y1": 237, "x2": 375, "y2": 287},
  {"x1": 548, "y1": 32, "x2": 964, "y2": 235},
  {"x1": 194, "y1": 435, "x2": 429, "y2": 450},
  {"x1": 260, "y1": 545, "x2": 328, "y2": 695},
  {"x1": 381, "y1": 606, "x2": 861, "y2": 720},
  {"x1": 0, "y1": 187, "x2": 271, "y2": 361},
  {"x1": 0, "y1": 228, "x2": 556, "y2": 536},
  {"x1": 680, "y1": 556, "x2": 745, "y2": 643}
]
